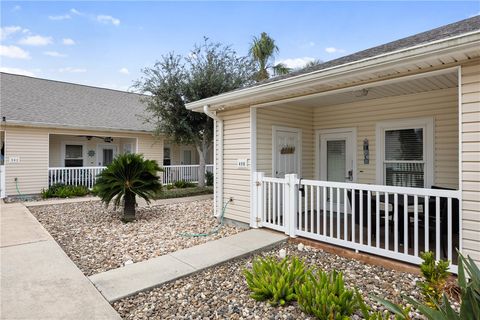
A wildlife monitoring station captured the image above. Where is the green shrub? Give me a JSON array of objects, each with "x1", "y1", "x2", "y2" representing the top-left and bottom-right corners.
[
  {"x1": 374, "y1": 253, "x2": 480, "y2": 320},
  {"x1": 357, "y1": 292, "x2": 409, "y2": 320},
  {"x1": 41, "y1": 184, "x2": 89, "y2": 199},
  {"x1": 94, "y1": 153, "x2": 162, "y2": 222},
  {"x1": 206, "y1": 171, "x2": 214, "y2": 186},
  {"x1": 418, "y1": 251, "x2": 450, "y2": 308},
  {"x1": 244, "y1": 256, "x2": 307, "y2": 306},
  {"x1": 173, "y1": 180, "x2": 196, "y2": 188},
  {"x1": 297, "y1": 269, "x2": 358, "y2": 319}
]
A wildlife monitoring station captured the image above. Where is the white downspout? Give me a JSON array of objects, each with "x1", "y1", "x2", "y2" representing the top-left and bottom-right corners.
[{"x1": 203, "y1": 105, "x2": 223, "y2": 217}]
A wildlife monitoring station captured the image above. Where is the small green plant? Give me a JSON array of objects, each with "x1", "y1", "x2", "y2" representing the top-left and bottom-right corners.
[
  {"x1": 173, "y1": 180, "x2": 195, "y2": 189},
  {"x1": 418, "y1": 251, "x2": 450, "y2": 308},
  {"x1": 41, "y1": 183, "x2": 89, "y2": 199},
  {"x1": 296, "y1": 269, "x2": 358, "y2": 319},
  {"x1": 206, "y1": 171, "x2": 214, "y2": 186},
  {"x1": 357, "y1": 292, "x2": 410, "y2": 320},
  {"x1": 374, "y1": 253, "x2": 480, "y2": 320},
  {"x1": 243, "y1": 256, "x2": 307, "y2": 306}
]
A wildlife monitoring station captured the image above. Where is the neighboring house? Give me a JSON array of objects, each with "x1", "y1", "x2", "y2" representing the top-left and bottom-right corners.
[
  {"x1": 186, "y1": 16, "x2": 480, "y2": 270},
  {"x1": 0, "y1": 73, "x2": 212, "y2": 198}
]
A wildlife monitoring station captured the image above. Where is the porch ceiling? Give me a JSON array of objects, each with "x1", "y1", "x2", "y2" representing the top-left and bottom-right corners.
[{"x1": 281, "y1": 70, "x2": 458, "y2": 108}]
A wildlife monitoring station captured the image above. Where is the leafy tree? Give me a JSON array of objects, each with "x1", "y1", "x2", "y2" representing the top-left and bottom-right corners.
[
  {"x1": 136, "y1": 39, "x2": 255, "y2": 186},
  {"x1": 94, "y1": 153, "x2": 162, "y2": 222},
  {"x1": 249, "y1": 32, "x2": 291, "y2": 81},
  {"x1": 303, "y1": 59, "x2": 323, "y2": 69}
]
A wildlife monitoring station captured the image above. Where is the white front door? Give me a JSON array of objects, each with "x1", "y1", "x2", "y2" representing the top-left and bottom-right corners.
[
  {"x1": 97, "y1": 145, "x2": 117, "y2": 166},
  {"x1": 273, "y1": 127, "x2": 301, "y2": 178},
  {"x1": 319, "y1": 129, "x2": 356, "y2": 211}
]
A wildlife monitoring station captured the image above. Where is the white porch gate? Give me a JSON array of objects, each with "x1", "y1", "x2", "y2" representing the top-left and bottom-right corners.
[{"x1": 253, "y1": 172, "x2": 462, "y2": 273}]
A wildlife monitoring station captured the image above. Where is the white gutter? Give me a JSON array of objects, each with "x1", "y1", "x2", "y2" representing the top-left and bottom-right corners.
[{"x1": 203, "y1": 105, "x2": 223, "y2": 217}]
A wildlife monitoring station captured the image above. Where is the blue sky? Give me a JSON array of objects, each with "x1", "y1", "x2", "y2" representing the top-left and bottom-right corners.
[{"x1": 1, "y1": 1, "x2": 478, "y2": 91}]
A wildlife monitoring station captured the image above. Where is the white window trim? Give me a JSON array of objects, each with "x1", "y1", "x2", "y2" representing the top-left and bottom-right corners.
[
  {"x1": 375, "y1": 117, "x2": 434, "y2": 188},
  {"x1": 272, "y1": 125, "x2": 302, "y2": 177},
  {"x1": 163, "y1": 145, "x2": 171, "y2": 163},
  {"x1": 61, "y1": 141, "x2": 87, "y2": 167}
]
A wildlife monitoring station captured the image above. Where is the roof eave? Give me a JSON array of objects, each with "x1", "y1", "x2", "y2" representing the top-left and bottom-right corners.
[
  {"x1": 186, "y1": 30, "x2": 480, "y2": 112},
  {"x1": 4, "y1": 120, "x2": 155, "y2": 135}
]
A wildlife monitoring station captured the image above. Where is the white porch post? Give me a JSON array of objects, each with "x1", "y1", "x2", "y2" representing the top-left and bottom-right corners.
[
  {"x1": 285, "y1": 173, "x2": 298, "y2": 237},
  {"x1": 250, "y1": 171, "x2": 264, "y2": 228}
]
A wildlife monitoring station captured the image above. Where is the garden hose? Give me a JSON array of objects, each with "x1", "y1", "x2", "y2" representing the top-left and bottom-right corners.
[
  {"x1": 179, "y1": 199, "x2": 231, "y2": 238},
  {"x1": 15, "y1": 179, "x2": 29, "y2": 201}
]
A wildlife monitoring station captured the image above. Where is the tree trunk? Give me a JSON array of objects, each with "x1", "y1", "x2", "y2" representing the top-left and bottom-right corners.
[
  {"x1": 123, "y1": 191, "x2": 136, "y2": 222},
  {"x1": 196, "y1": 145, "x2": 206, "y2": 187}
]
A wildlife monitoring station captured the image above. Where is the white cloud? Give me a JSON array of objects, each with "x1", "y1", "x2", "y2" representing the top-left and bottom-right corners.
[
  {"x1": 70, "y1": 8, "x2": 82, "y2": 15},
  {"x1": 59, "y1": 67, "x2": 87, "y2": 73},
  {"x1": 0, "y1": 67, "x2": 35, "y2": 76},
  {"x1": 0, "y1": 26, "x2": 23, "y2": 40},
  {"x1": 12, "y1": 5, "x2": 21, "y2": 12},
  {"x1": 119, "y1": 67, "x2": 129, "y2": 75},
  {"x1": 325, "y1": 47, "x2": 346, "y2": 54},
  {"x1": 276, "y1": 57, "x2": 316, "y2": 69},
  {"x1": 44, "y1": 51, "x2": 67, "y2": 57},
  {"x1": 62, "y1": 38, "x2": 76, "y2": 46},
  {"x1": 19, "y1": 35, "x2": 53, "y2": 46},
  {"x1": 49, "y1": 14, "x2": 71, "y2": 21},
  {"x1": 0, "y1": 45, "x2": 30, "y2": 59},
  {"x1": 97, "y1": 15, "x2": 120, "y2": 26}
]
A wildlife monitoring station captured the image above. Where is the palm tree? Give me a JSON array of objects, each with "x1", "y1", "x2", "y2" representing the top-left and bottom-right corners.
[
  {"x1": 249, "y1": 32, "x2": 291, "y2": 81},
  {"x1": 94, "y1": 153, "x2": 162, "y2": 222}
]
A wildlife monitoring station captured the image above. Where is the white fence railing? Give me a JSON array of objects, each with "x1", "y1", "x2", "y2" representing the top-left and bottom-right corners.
[
  {"x1": 49, "y1": 167, "x2": 106, "y2": 189},
  {"x1": 253, "y1": 172, "x2": 461, "y2": 273},
  {"x1": 49, "y1": 164, "x2": 214, "y2": 189},
  {"x1": 162, "y1": 164, "x2": 214, "y2": 185}
]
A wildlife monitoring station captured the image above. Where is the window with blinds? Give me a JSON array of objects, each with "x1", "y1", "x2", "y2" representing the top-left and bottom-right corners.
[
  {"x1": 384, "y1": 128, "x2": 424, "y2": 188},
  {"x1": 65, "y1": 144, "x2": 83, "y2": 167}
]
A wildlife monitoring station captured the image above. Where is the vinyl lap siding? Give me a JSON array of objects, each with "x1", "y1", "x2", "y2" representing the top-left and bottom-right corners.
[
  {"x1": 314, "y1": 87, "x2": 459, "y2": 188},
  {"x1": 5, "y1": 127, "x2": 49, "y2": 195},
  {"x1": 137, "y1": 134, "x2": 163, "y2": 166},
  {"x1": 218, "y1": 107, "x2": 251, "y2": 224},
  {"x1": 257, "y1": 105, "x2": 314, "y2": 179},
  {"x1": 461, "y1": 62, "x2": 480, "y2": 264}
]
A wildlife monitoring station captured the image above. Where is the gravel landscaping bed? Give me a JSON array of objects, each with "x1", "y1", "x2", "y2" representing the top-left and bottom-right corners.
[
  {"x1": 30, "y1": 199, "x2": 241, "y2": 276},
  {"x1": 113, "y1": 242, "x2": 425, "y2": 320}
]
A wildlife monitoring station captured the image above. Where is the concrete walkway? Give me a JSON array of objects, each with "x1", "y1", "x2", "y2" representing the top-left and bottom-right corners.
[
  {"x1": 0, "y1": 203, "x2": 120, "y2": 320},
  {"x1": 90, "y1": 229, "x2": 287, "y2": 302}
]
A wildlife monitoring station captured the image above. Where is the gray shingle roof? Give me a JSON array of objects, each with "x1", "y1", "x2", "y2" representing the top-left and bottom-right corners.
[
  {"x1": 0, "y1": 73, "x2": 153, "y2": 132},
  {"x1": 255, "y1": 15, "x2": 480, "y2": 86}
]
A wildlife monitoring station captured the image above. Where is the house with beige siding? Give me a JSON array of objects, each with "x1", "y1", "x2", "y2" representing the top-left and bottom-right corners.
[
  {"x1": 0, "y1": 73, "x2": 212, "y2": 198},
  {"x1": 186, "y1": 16, "x2": 480, "y2": 271}
]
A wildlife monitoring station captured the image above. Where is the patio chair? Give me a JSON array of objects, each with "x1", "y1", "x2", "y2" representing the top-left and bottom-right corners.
[
  {"x1": 347, "y1": 190, "x2": 382, "y2": 241},
  {"x1": 426, "y1": 186, "x2": 460, "y2": 257}
]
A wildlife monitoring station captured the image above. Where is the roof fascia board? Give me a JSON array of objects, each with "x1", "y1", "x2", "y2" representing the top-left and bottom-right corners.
[
  {"x1": 4, "y1": 120, "x2": 154, "y2": 135},
  {"x1": 186, "y1": 31, "x2": 480, "y2": 111}
]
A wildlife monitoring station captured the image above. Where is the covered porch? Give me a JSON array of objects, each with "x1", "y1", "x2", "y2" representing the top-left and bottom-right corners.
[
  {"x1": 48, "y1": 134, "x2": 213, "y2": 187},
  {"x1": 251, "y1": 68, "x2": 461, "y2": 271}
]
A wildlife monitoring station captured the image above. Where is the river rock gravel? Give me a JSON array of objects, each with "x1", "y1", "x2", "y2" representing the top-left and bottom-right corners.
[
  {"x1": 30, "y1": 199, "x2": 241, "y2": 276},
  {"x1": 113, "y1": 242, "x2": 426, "y2": 320}
]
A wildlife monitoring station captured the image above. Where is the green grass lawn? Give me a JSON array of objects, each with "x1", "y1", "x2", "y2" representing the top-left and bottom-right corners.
[{"x1": 155, "y1": 186, "x2": 213, "y2": 199}]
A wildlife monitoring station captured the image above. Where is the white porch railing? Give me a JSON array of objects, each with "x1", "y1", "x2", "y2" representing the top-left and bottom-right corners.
[
  {"x1": 49, "y1": 167, "x2": 106, "y2": 189},
  {"x1": 253, "y1": 172, "x2": 462, "y2": 273},
  {"x1": 48, "y1": 164, "x2": 214, "y2": 189}
]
